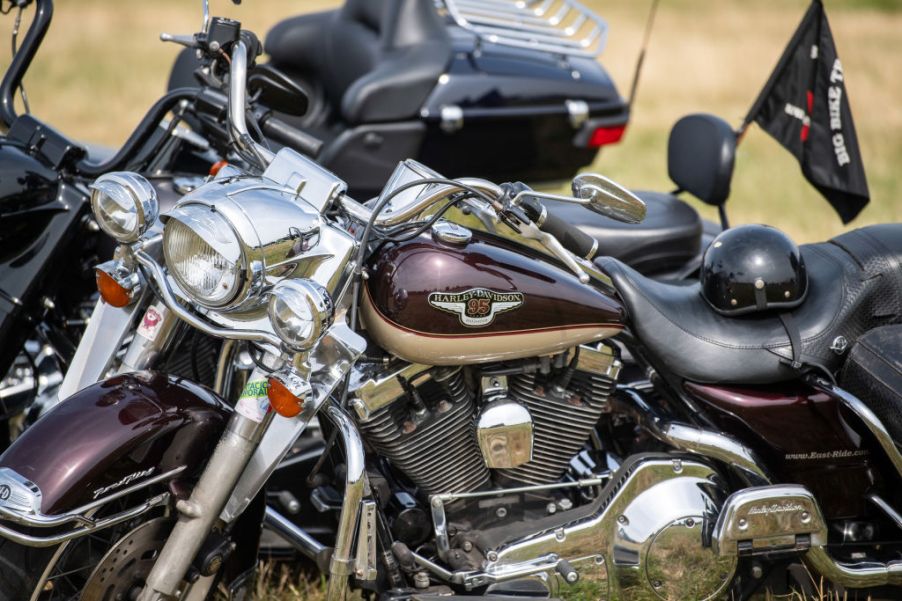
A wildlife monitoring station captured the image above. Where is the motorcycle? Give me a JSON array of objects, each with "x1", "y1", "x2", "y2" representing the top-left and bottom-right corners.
[
  {"x1": 3, "y1": 3, "x2": 902, "y2": 601},
  {"x1": 0, "y1": 0, "x2": 730, "y2": 450},
  {"x1": 0, "y1": 0, "x2": 330, "y2": 449},
  {"x1": 170, "y1": 0, "x2": 730, "y2": 281}
]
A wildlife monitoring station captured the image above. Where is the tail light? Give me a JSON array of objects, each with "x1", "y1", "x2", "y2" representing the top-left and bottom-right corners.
[{"x1": 588, "y1": 124, "x2": 627, "y2": 148}]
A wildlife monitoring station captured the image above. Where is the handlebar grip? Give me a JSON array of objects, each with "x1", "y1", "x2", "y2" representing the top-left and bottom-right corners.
[
  {"x1": 260, "y1": 114, "x2": 323, "y2": 158},
  {"x1": 521, "y1": 197, "x2": 598, "y2": 260}
]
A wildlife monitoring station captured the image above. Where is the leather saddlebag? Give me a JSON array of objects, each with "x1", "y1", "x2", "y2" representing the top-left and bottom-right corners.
[{"x1": 840, "y1": 325, "x2": 902, "y2": 443}]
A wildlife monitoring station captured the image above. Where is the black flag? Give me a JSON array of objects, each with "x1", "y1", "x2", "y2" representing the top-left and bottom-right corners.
[{"x1": 743, "y1": 0, "x2": 869, "y2": 223}]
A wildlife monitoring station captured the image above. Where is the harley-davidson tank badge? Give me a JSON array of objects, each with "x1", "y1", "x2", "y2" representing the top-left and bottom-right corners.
[{"x1": 428, "y1": 288, "x2": 524, "y2": 328}]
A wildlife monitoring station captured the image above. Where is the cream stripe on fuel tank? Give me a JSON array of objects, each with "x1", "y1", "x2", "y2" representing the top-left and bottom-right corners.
[{"x1": 360, "y1": 291, "x2": 620, "y2": 366}]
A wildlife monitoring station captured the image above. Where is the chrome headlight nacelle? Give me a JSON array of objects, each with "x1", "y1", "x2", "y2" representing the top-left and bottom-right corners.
[
  {"x1": 90, "y1": 172, "x2": 159, "y2": 243},
  {"x1": 161, "y1": 178, "x2": 336, "y2": 312}
]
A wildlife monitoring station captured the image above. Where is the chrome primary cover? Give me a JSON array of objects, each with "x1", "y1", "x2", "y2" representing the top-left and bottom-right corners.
[{"x1": 481, "y1": 455, "x2": 736, "y2": 600}]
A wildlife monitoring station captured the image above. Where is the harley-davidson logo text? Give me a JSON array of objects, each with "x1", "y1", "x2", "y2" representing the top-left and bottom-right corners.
[
  {"x1": 428, "y1": 288, "x2": 524, "y2": 328},
  {"x1": 747, "y1": 502, "x2": 806, "y2": 516}
]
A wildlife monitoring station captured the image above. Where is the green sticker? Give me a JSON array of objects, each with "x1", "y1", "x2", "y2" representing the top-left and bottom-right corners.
[{"x1": 239, "y1": 379, "x2": 269, "y2": 400}]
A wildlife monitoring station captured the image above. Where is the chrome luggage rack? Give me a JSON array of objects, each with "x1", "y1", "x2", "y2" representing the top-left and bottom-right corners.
[{"x1": 439, "y1": 0, "x2": 609, "y2": 57}]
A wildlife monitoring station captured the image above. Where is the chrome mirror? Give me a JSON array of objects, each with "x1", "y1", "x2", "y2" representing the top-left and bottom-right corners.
[{"x1": 571, "y1": 173, "x2": 646, "y2": 224}]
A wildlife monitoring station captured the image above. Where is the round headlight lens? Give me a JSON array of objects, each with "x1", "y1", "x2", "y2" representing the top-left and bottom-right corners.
[
  {"x1": 163, "y1": 206, "x2": 244, "y2": 307},
  {"x1": 268, "y1": 280, "x2": 334, "y2": 351},
  {"x1": 90, "y1": 172, "x2": 158, "y2": 243}
]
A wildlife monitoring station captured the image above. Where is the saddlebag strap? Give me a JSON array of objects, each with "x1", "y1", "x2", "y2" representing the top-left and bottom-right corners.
[
  {"x1": 778, "y1": 312, "x2": 836, "y2": 384},
  {"x1": 778, "y1": 312, "x2": 803, "y2": 370}
]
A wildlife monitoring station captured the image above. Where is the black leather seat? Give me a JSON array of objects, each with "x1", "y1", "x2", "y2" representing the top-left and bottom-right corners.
[
  {"x1": 546, "y1": 191, "x2": 704, "y2": 275},
  {"x1": 597, "y1": 224, "x2": 902, "y2": 384},
  {"x1": 265, "y1": 0, "x2": 451, "y2": 125}
]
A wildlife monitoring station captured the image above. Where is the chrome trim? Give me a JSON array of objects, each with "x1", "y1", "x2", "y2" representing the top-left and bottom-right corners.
[
  {"x1": 805, "y1": 545, "x2": 902, "y2": 588},
  {"x1": 429, "y1": 476, "x2": 608, "y2": 560},
  {"x1": 355, "y1": 500, "x2": 378, "y2": 581},
  {"x1": 476, "y1": 382, "x2": 534, "y2": 469},
  {"x1": 350, "y1": 362, "x2": 432, "y2": 421},
  {"x1": 571, "y1": 172, "x2": 647, "y2": 224},
  {"x1": 221, "y1": 323, "x2": 366, "y2": 522},
  {"x1": 0, "y1": 466, "x2": 185, "y2": 529},
  {"x1": 228, "y1": 40, "x2": 275, "y2": 167},
  {"x1": 268, "y1": 279, "x2": 334, "y2": 351},
  {"x1": 431, "y1": 220, "x2": 472, "y2": 245},
  {"x1": 134, "y1": 250, "x2": 283, "y2": 348},
  {"x1": 565, "y1": 99, "x2": 589, "y2": 128},
  {"x1": 868, "y1": 494, "x2": 902, "y2": 530},
  {"x1": 618, "y1": 387, "x2": 771, "y2": 485},
  {"x1": 656, "y1": 422, "x2": 771, "y2": 485},
  {"x1": 263, "y1": 506, "x2": 329, "y2": 567},
  {"x1": 0, "y1": 493, "x2": 170, "y2": 548},
  {"x1": 812, "y1": 379, "x2": 902, "y2": 479},
  {"x1": 713, "y1": 485, "x2": 828, "y2": 557},
  {"x1": 95, "y1": 258, "x2": 143, "y2": 304},
  {"x1": 90, "y1": 172, "x2": 160, "y2": 243},
  {"x1": 261, "y1": 146, "x2": 346, "y2": 214},
  {"x1": 442, "y1": 0, "x2": 609, "y2": 58},
  {"x1": 324, "y1": 403, "x2": 368, "y2": 601},
  {"x1": 440, "y1": 104, "x2": 463, "y2": 133}
]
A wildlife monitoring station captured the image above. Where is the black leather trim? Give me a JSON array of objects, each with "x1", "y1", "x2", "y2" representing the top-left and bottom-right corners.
[
  {"x1": 266, "y1": 0, "x2": 451, "y2": 124},
  {"x1": 597, "y1": 224, "x2": 902, "y2": 384},
  {"x1": 542, "y1": 190, "x2": 702, "y2": 275}
]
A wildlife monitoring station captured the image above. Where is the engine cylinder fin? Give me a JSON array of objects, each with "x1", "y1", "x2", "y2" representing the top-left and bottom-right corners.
[{"x1": 357, "y1": 369, "x2": 490, "y2": 495}]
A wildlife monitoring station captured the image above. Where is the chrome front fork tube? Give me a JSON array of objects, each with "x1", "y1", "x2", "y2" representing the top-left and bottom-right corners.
[
  {"x1": 138, "y1": 365, "x2": 276, "y2": 601},
  {"x1": 117, "y1": 301, "x2": 178, "y2": 374},
  {"x1": 324, "y1": 403, "x2": 367, "y2": 601}
]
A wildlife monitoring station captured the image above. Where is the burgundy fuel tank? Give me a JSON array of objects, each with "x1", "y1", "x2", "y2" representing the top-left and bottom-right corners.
[
  {"x1": 361, "y1": 231, "x2": 624, "y2": 365},
  {"x1": 0, "y1": 371, "x2": 228, "y2": 514}
]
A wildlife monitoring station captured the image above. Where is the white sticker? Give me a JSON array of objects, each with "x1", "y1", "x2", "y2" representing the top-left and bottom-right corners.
[
  {"x1": 137, "y1": 305, "x2": 166, "y2": 342},
  {"x1": 235, "y1": 379, "x2": 270, "y2": 423}
]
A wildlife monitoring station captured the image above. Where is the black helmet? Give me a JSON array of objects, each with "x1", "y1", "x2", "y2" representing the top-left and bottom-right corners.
[{"x1": 700, "y1": 224, "x2": 808, "y2": 316}]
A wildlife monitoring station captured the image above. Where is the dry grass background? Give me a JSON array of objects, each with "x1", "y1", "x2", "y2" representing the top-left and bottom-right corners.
[
  {"x1": 0, "y1": 2, "x2": 899, "y2": 599},
  {"x1": 1, "y1": 0, "x2": 900, "y2": 241}
]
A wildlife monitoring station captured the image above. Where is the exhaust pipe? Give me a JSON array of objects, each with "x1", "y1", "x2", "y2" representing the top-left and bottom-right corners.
[{"x1": 805, "y1": 546, "x2": 902, "y2": 588}]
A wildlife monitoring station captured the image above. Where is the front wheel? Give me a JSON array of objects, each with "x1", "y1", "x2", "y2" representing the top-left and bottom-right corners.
[{"x1": 0, "y1": 516, "x2": 186, "y2": 601}]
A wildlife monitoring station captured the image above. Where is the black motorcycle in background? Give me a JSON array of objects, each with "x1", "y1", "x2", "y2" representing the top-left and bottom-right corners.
[{"x1": 0, "y1": 0, "x2": 323, "y2": 448}]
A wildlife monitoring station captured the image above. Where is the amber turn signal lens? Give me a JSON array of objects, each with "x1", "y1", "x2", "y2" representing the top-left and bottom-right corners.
[
  {"x1": 267, "y1": 377, "x2": 303, "y2": 418},
  {"x1": 96, "y1": 269, "x2": 132, "y2": 308},
  {"x1": 209, "y1": 160, "x2": 229, "y2": 176}
]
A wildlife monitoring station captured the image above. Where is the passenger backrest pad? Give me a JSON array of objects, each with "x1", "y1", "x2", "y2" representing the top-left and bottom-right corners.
[{"x1": 667, "y1": 113, "x2": 736, "y2": 207}]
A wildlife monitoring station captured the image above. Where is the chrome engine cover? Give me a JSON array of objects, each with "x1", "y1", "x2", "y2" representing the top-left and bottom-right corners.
[{"x1": 479, "y1": 455, "x2": 736, "y2": 600}]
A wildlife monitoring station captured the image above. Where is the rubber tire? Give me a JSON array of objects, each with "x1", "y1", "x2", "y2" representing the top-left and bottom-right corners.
[{"x1": 0, "y1": 537, "x2": 58, "y2": 601}]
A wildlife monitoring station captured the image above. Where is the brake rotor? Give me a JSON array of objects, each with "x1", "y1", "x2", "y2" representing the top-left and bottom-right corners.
[{"x1": 81, "y1": 517, "x2": 172, "y2": 601}]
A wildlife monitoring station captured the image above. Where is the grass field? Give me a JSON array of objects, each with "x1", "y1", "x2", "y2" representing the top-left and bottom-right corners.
[{"x1": 1, "y1": 0, "x2": 900, "y2": 241}]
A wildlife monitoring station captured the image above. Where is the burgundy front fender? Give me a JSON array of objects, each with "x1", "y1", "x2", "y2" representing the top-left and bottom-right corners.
[{"x1": 0, "y1": 371, "x2": 229, "y2": 515}]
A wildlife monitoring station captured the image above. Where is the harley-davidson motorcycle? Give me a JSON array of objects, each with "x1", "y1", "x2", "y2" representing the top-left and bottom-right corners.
[
  {"x1": 2, "y1": 3, "x2": 902, "y2": 601},
  {"x1": 0, "y1": 0, "x2": 739, "y2": 451}
]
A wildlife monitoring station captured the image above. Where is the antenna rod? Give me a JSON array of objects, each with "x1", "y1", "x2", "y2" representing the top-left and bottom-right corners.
[{"x1": 627, "y1": 0, "x2": 660, "y2": 109}]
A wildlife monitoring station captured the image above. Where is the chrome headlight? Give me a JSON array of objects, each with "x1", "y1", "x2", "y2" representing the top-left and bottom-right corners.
[
  {"x1": 90, "y1": 172, "x2": 158, "y2": 243},
  {"x1": 163, "y1": 204, "x2": 245, "y2": 308},
  {"x1": 268, "y1": 279, "x2": 333, "y2": 351}
]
